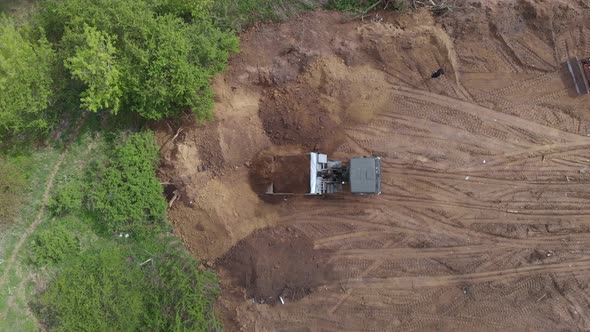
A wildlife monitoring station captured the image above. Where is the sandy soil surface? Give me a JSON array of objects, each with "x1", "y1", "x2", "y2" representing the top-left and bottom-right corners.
[{"x1": 157, "y1": 0, "x2": 590, "y2": 330}]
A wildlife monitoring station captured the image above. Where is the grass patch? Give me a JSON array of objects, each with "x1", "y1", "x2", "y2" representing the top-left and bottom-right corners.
[
  {"x1": 326, "y1": 0, "x2": 406, "y2": 13},
  {"x1": 0, "y1": 148, "x2": 61, "y2": 332},
  {"x1": 213, "y1": 0, "x2": 320, "y2": 31},
  {"x1": 0, "y1": 149, "x2": 60, "y2": 267},
  {"x1": 212, "y1": 0, "x2": 408, "y2": 32},
  {"x1": 36, "y1": 242, "x2": 146, "y2": 332},
  {"x1": 0, "y1": 0, "x2": 36, "y2": 20},
  {"x1": 0, "y1": 118, "x2": 106, "y2": 331}
]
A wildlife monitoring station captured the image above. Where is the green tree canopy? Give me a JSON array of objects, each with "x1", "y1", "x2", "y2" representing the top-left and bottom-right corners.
[
  {"x1": 0, "y1": 16, "x2": 55, "y2": 139},
  {"x1": 64, "y1": 24, "x2": 121, "y2": 113},
  {"x1": 39, "y1": 0, "x2": 238, "y2": 120}
]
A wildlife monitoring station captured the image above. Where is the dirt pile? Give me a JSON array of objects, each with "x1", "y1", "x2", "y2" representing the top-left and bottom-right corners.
[
  {"x1": 157, "y1": 8, "x2": 465, "y2": 253},
  {"x1": 260, "y1": 80, "x2": 342, "y2": 152},
  {"x1": 259, "y1": 56, "x2": 395, "y2": 152},
  {"x1": 218, "y1": 226, "x2": 333, "y2": 305}
]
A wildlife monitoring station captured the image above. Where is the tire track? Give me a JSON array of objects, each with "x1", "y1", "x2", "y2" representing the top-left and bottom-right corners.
[
  {"x1": 327, "y1": 240, "x2": 393, "y2": 316},
  {"x1": 342, "y1": 258, "x2": 590, "y2": 289},
  {"x1": 389, "y1": 84, "x2": 589, "y2": 144},
  {"x1": 473, "y1": 71, "x2": 558, "y2": 101}
]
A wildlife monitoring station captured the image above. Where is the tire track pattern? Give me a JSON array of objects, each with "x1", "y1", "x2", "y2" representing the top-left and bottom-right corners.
[{"x1": 239, "y1": 12, "x2": 590, "y2": 332}]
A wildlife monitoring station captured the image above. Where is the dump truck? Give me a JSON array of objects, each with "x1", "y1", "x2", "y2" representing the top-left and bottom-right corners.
[
  {"x1": 264, "y1": 152, "x2": 381, "y2": 195},
  {"x1": 566, "y1": 56, "x2": 590, "y2": 96}
]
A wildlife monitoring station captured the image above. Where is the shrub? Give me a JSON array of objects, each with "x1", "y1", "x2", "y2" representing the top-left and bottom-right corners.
[
  {"x1": 29, "y1": 223, "x2": 78, "y2": 265},
  {"x1": 49, "y1": 178, "x2": 85, "y2": 216},
  {"x1": 88, "y1": 131, "x2": 167, "y2": 236},
  {"x1": 142, "y1": 245, "x2": 221, "y2": 331},
  {"x1": 36, "y1": 245, "x2": 144, "y2": 332}
]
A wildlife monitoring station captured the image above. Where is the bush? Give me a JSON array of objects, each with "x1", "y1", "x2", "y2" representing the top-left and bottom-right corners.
[
  {"x1": 29, "y1": 223, "x2": 78, "y2": 265},
  {"x1": 49, "y1": 178, "x2": 85, "y2": 216},
  {"x1": 88, "y1": 131, "x2": 167, "y2": 236},
  {"x1": 36, "y1": 245, "x2": 144, "y2": 332},
  {"x1": 150, "y1": 0, "x2": 213, "y2": 21},
  {"x1": 0, "y1": 15, "x2": 56, "y2": 140},
  {"x1": 143, "y1": 245, "x2": 221, "y2": 331},
  {"x1": 34, "y1": 238, "x2": 221, "y2": 331}
]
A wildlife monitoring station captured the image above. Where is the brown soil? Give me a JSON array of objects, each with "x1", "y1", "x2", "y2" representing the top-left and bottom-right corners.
[
  {"x1": 218, "y1": 226, "x2": 333, "y2": 305},
  {"x1": 249, "y1": 148, "x2": 310, "y2": 194},
  {"x1": 260, "y1": 81, "x2": 343, "y2": 153},
  {"x1": 158, "y1": 1, "x2": 590, "y2": 330},
  {"x1": 260, "y1": 56, "x2": 393, "y2": 153}
]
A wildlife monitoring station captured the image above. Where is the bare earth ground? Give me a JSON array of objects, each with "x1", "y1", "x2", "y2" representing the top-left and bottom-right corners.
[{"x1": 157, "y1": 1, "x2": 590, "y2": 330}]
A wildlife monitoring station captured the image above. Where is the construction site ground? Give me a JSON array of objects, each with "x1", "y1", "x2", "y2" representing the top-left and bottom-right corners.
[{"x1": 157, "y1": 1, "x2": 590, "y2": 330}]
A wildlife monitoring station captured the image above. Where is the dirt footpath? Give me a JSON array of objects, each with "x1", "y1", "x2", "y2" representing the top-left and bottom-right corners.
[{"x1": 158, "y1": 1, "x2": 590, "y2": 330}]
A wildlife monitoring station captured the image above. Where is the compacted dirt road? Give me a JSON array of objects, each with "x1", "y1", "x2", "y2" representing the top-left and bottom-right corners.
[{"x1": 158, "y1": 1, "x2": 590, "y2": 330}]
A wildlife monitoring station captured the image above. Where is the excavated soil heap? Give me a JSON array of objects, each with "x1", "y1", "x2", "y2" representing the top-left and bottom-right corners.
[
  {"x1": 259, "y1": 56, "x2": 391, "y2": 153},
  {"x1": 218, "y1": 226, "x2": 333, "y2": 305},
  {"x1": 261, "y1": 83, "x2": 342, "y2": 152}
]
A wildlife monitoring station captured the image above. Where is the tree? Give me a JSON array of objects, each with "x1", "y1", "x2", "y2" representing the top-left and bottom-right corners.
[
  {"x1": 64, "y1": 25, "x2": 121, "y2": 113},
  {"x1": 38, "y1": 0, "x2": 238, "y2": 121},
  {"x1": 0, "y1": 16, "x2": 55, "y2": 139}
]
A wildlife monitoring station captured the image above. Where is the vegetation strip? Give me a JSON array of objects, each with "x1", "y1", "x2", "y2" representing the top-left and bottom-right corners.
[{"x1": 0, "y1": 114, "x2": 87, "y2": 289}]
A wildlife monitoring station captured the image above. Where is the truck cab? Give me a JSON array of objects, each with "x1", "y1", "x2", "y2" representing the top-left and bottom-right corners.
[{"x1": 349, "y1": 157, "x2": 382, "y2": 195}]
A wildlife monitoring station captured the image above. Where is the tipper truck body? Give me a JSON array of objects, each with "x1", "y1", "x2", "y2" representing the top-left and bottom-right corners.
[{"x1": 264, "y1": 152, "x2": 381, "y2": 195}]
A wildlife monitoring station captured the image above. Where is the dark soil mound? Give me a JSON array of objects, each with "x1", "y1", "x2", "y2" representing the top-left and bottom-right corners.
[
  {"x1": 218, "y1": 226, "x2": 333, "y2": 305},
  {"x1": 259, "y1": 83, "x2": 344, "y2": 154}
]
